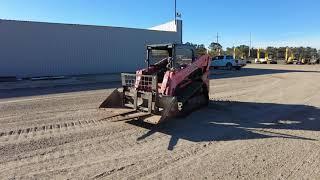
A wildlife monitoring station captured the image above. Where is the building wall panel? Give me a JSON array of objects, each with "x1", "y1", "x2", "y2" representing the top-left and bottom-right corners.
[{"x1": 0, "y1": 19, "x2": 182, "y2": 78}]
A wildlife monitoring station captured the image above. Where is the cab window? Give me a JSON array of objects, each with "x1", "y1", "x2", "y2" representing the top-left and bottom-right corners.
[
  {"x1": 213, "y1": 56, "x2": 219, "y2": 61},
  {"x1": 218, "y1": 56, "x2": 225, "y2": 60},
  {"x1": 175, "y1": 47, "x2": 194, "y2": 67}
]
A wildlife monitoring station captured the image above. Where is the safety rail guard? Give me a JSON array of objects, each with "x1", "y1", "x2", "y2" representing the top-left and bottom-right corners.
[{"x1": 121, "y1": 73, "x2": 158, "y2": 92}]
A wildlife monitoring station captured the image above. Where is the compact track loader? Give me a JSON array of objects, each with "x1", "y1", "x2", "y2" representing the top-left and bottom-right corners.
[{"x1": 100, "y1": 43, "x2": 211, "y2": 124}]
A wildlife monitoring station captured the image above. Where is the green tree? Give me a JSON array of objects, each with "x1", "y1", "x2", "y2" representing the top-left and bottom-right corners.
[
  {"x1": 277, "y1": 47, "x2": 287, "y2": 60},
  {"x1": 185, "y1": 42, "x2": 207, "y2": 57},
  {"x1": 237, "y1": 45, "x2": 249, "y2": 58},
  {"x1": 208, "y1": 42, "x2": 222, "y2": 57},
  {"x1": 266, "y1": 46, "x2": 277, "y2": 59},
  {"x1": 194, "y1": 44, "x2": 207, "y2": 57},
  {"x1": 224, "y1": 45, "x2": 249, "y2": 59},
  {"x1": 225, "y1": 47, "x2": 233, "y2": 56}
]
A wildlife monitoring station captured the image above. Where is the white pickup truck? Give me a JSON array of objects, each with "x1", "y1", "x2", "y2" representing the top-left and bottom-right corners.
[{"x1": 211, "y1": 55, "x2": 246, "y2": 70}]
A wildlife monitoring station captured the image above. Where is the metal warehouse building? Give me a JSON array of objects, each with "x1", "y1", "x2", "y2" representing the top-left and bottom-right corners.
[{"x1": 0, "y1": 19, "x2": 182, "y2": 78}]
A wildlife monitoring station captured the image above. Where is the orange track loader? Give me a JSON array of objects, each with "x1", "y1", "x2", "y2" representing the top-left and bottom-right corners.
[{"x1": 100, "y1": 43, "x2": 211, "y2": 124}]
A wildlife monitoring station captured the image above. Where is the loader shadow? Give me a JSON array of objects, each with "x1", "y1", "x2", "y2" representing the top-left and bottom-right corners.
[
  {"x1": 210, "y1": 67, "x2": 320, "y2": 79},
  {"x1": 127, "y1": 101, "x2": 320, "y2": 150}
]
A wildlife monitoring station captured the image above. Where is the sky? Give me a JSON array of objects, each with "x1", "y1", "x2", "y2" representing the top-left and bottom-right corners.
[{"x1": 1, "y1": 0, "x2": 320, "y2": 49}]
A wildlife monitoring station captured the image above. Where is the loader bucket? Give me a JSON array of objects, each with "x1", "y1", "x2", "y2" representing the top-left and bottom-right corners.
[
  {"x1": 99, "y1": 89, "x2": 124, "y2": 108},
  {"x1": 143, "y1": 97, "x2": 178, "y2": 124}
]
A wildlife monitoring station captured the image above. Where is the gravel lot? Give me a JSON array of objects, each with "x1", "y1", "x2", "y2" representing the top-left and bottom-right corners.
[{"x1": 0, "y1": 64, "x2": 320, "y2": 179}]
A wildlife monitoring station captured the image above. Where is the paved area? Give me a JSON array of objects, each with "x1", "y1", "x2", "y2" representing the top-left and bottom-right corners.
[
  {"x1": 0, "y1": 64, "x2": 320, "y2": 179},
  {"x1": 0, "y1": 73, "x2": 121, "y2": 90}
]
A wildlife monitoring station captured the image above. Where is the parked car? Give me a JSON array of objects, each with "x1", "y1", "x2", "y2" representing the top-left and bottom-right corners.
[
  {"x1": 255, "y1": 58, "x2": 277, "y2": 64},
  {"x1": 211, "y1": 55, "x2": 246, "y2": 70},
  {"x1": 255, "y1": 58, "x2": 267, "y2": 64},
  {"x1": 309, "y1": 58, "x2": 319, "y2": 65}
]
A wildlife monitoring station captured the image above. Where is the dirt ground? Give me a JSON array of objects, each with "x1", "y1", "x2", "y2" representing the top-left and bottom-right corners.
[{"x1": 1, "y1": 64, "x2": 320, "y2": 179}]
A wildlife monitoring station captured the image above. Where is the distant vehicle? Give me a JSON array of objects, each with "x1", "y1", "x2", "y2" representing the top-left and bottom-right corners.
[
  {"x1": 296, "y1": 58, "x2": 309, "y2": 65},
  {"x1": 310, "y1": 58, "x2": 320, "y2": 65},
  {"x1": 211, "y1": 55, "x2": 246, "y2": 70},
  {"x1": 267, "y1": 58, "x2": 277, "y2": 64},
  {"x1": 255, "y1": 58, "x2": 267, "y2": 64},
  {"x1": 286, "y1": 57, "x2": 298, "y2": 64},
  {"x1": 255, "y1": 58, "x2": 277, "y2": 64},
  {"x1": 255, "y1": 49, "x2": 277, "y2": 64}
]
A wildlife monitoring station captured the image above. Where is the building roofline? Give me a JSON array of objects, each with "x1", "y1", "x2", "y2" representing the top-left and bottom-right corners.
[{"x1": 0, "y1": 18, "x2": 181, "y2": 33}]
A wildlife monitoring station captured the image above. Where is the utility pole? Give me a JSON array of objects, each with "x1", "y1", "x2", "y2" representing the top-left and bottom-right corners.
[
  {"x1": 215, "y1": 32, "x2": 221, "y2": 55},
  {"x1": 216, "y1": 32, "x2": 219, "y2": 44},
  {"x1": 249, "y1": 32, "x2": 252, "y2": 57},
  {"x1": 174, "y1": 0, "x2": 177, "y2": 24},
  {"x1": 174, "y1": 0, "x2": 182, "y2": 43},
  {"x1": 233, "y1": 44, "x2": 236, "y2": 59}
]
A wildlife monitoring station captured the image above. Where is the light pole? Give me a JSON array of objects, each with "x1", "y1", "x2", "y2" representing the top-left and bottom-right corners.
[
  {"x1": 249, "y1": 32, "x2": 252, "y2": 57},
  {"x1": 174, "y1": 0, "x2": 177, "y2": 23},
  {"x1": 216, "y1": 32, "x2": 221, "y2": 55},
  {"x1": 216, "y1": 32, "x2": 219, "y2": 44}
]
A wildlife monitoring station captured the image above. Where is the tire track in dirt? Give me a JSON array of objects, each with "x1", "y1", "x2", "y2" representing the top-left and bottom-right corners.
[
  {"x1": 140, "y1": 141, "x2": 239, "y2": 180},
  {"x1": 0, "y1": 119, "x2": 135, "y2": 158},
  {"x1": 120, "y1": 129, "x2": 250, "y2": 179},
  {"x1": 124, "y1": 143, "x2": 213, "y2": 180},
  {"x1": 117, "y1": 120, "x2": 257, "y2": 179},
  {"x1": 29, "y1": 137, "x2": 197, "y2": 179},
  {"x1": 0, "y1": 110, "x2": 137, "y2": 142},
  {"x1": 308, "y1": 152, "x2": 320, "y2": 178},
  {"x1": 0, "y1": 92, "x2": 106, "y2": 119},
  {"x1": 1, "y1": 131, "x2": 131, "y2": 176},
  {"x1": 0, "y1": 107, "x2": 97, "y2": 124},
  {"x1": 0, "y1": 116, "x2": 168, "y2": 165},
  {"x1": 0, "y1": 126, "x2": 170, "y2": 178},
  {"x1": 2, "y1": 109, "x2": 224, "y2": 179},
  {"x1": 281, "y1": 143, "x2": 320, "y2": 179}
]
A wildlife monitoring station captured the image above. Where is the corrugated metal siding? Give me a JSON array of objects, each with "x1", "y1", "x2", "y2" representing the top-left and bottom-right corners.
[{"x1": 0, "y1": 20, "x2": 182, "y2": 78}]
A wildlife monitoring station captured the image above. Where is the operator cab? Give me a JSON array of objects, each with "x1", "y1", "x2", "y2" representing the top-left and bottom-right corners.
[
  {"x1": 146, "y1": 43, "x2": 196, "y2": 83},
  {"x1": 146, "y1": 43, "x2": 196, "y2": 69}
]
